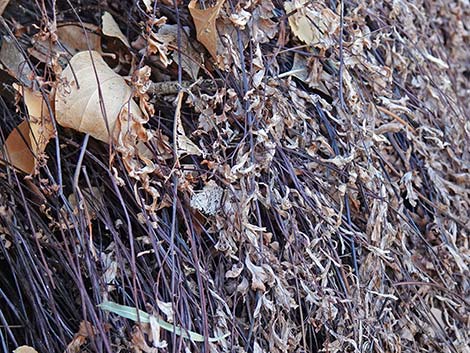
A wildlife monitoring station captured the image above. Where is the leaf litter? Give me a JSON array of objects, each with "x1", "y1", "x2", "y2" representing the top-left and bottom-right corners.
[{"x1": 0, "y1": 0, "x2": 469, "y2": 352}]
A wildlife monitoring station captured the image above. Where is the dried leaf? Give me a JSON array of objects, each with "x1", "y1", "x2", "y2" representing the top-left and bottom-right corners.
[
  {"x1": 21, "y1": 86, "x2": 55, "y2": 152},
  {"x1": 0, "y1": 0, "x2": 10, "y2": 16},
  {"x1": 156, "y1": 299, "x2": 174, "y2": 323},
  {"x1": 0, "y1": 36, "x2": 32, "y2": 86},
  {"x1": 156, "y1": 24, "x2": 201, "y2": 80},
  {"x1": 102, "y1": 12, "x2": 130, "y2": 47},
  {"x1": 1, "y1": 86, "x2": 54, "y2": 174},
  {"x1": 142, "y1": 0, "x2": 153, "y2": 12},
  {"x1": 190, "y1": 180, "x2": 224, "y2": 215},
  {"x1": 284, "y1": 1, "x2": 316, "y2": 44},
  {"x1": 174, "y1": 91, "x2": 202, "y2": 157},
  {"x1": 245, "y1": 255, "x2": 268, "y2": 292},
  {"x1": 57, "y1": 23, "x2": 101, "y2": 55},
  {"x1": 55, "y1": 51, "x2": 142, "y2": 142},
  {"x1": 65, "y1": 321, "x2": 97, "y2": 353},
  {"x1": 284, "y1": 0, "x2": 339, "y2": 47},
  {"x1": 188, "y1": 0, "x2": 226, "y2": 59},
  {"x1": 149, "y1": 315, "x2": 168, "y2": 349},
  {"x1": 132, "y1": 325, "x2": 161, "y2": 353},
  {"x1": 13, "y1": 346, "x2": 38, "y2": 353},
  {"x1": 1, "y1": 120, "x2": 35, "y2": 174}
]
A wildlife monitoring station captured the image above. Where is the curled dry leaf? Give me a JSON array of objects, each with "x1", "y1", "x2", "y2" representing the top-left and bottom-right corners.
[
  {"x1": 156, "y1": 24, "x2": 201, "y2": 80},
  {"x1": 146, "y1": 21, "x2": 173, "y2": 67},
  {"x1": 188, "y1": 0, "x2": 226, "y2": 59},
  {"x1": 65, "y1": 321, "x2": 97, "y2": 353},
  {"x1": 284, "y1": 0, "x2": 339, "y2": 47},
  {"x1": 245, "y1": 255, "x2": 268, "y2": 292},
  {"x1": 102, "y1": 12, "x2": 130, "y2": 47},
  {"x1": 55, "y1": 50, "x2": 142, "y2": 142},
  {"x1": 174, "y1": 91, "x2": 202, "y2": 158},
  {"x1": 190, "y1": 180, "x2": 224, "y2": 215},
  {"x1": 1, "y1": 86, "x2": 54, "y2": 174}
]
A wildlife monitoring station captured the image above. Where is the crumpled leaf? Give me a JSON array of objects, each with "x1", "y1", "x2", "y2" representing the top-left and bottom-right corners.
[
  {"x1": 65, "y1": 321, "x2": 97, "y2": 353},
  {"x1": 102, "y1": 11, "x2": 130, "y2": 47},
  {"x1": 190, "y1": 180, "x2": 224, "y2": 215},
  {"x1": 245, "y1": 255, "x2": 268, "y2": 292},
  {"x1": 55, "y1": 50, "x2": 142, "y2": 142},
  {"x1": 99, "y1": 301, "x2": 229, "y2": 343},
  {"x1": 146, "y1": 18, "x2": 173, "y2": 67},
  {"x1": 132, "y1": 324, "x2": 165, "y2": 353},
  {"x1": 284, "y1": 0, "x2": 339, "y2": 46},
  {"x1": 188, "y1": 0, "x2": 226, "y2": 59},
  {"x1": 156, "y1": 299, "x2": 174, "y2": 323},
  {"x1": 156, "y1": 24, "x2": 201, "y2": 80}
]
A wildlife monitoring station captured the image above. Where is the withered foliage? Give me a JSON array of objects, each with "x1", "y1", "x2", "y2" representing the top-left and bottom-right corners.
[{"x1": 0, "y1": 0, "x2": 469, "y2": 352}]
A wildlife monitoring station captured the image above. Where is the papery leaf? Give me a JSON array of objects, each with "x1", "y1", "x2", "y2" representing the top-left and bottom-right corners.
[
  {"x1": 2, "y1": 121, "x2": 36, "y2": 174},
  {"x1": 188, "y1": 0, "x2": 225, "y2": 59},
  {"x1": 55, "y1": 51, "x2": 142, "y2": 142},
  {"x1": 174, "y1": 91, "x2": 202, "y2": 157},
  {"x1": 57, "y1": 23, "x2": 101, "y2": 55},
  {"x1": 102, "y1": 12, "x2": 130, "y2": 47},
  {"x1": 1, "y1": 86, "x2": 54, "y2": 174}
]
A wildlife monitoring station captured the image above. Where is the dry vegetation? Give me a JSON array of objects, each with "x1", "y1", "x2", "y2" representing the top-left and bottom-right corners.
[{"x1": 0, "y1": 0, "x2": 469, "y2": 352}]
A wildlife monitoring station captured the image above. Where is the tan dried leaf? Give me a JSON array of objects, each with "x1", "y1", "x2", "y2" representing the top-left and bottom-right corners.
[
  {"x1": 102, "y1": 11, "x2": 130, "y2": 47},
  {"x1": 142, "y1": 0, "x2": 153, "y2": 12},
  {"x1": 57, "y1": 23, "x2": 101, "y2": 55},
  {"x1": 156, "y1": 24, "x2": 201, "y2": 80},
  {"x1": 284, "y1": 1, "x2": 316, "y2": 44},
  {"x1": 225, "y1": 262, "x2": 244, "y2": 278},
  {"x1": 131, "y1": 325, "x2": 159, "y2": 353},
  {"x1": 284, "y1": 0, "x2": 339, "y2": 47},
  {"x1": 13, "y1": 346, "x2": 38, "y2": 353},
  {"x1": 188, "y1": 0, "x2": 226, "y2": 59},
  {"x1": 55, "y1": 51, "x2": 142, "y2": 142},
  {"x1": 245, "y1": 255, "x2": 268, "y2": 292},
  {"x1": 0, "y1": 0, "x2": 10, "y2": 16},
  {"x1": 65, "y1": 321, "x2": 97, "y2": 353},
  {"x1": 174, "y1": 91, "x2": 202, "y2": 157},
  {"x1": 1, "y1": 120, "x2": 35, "y2": 174},
  {"x1": 1, "y1": 86, "x2": 54, "y2": 174}
]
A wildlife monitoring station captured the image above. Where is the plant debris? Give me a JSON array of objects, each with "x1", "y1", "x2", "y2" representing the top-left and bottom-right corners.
[{"x1": 0, "y1": 0, "x2": 469, "y2": 352}]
